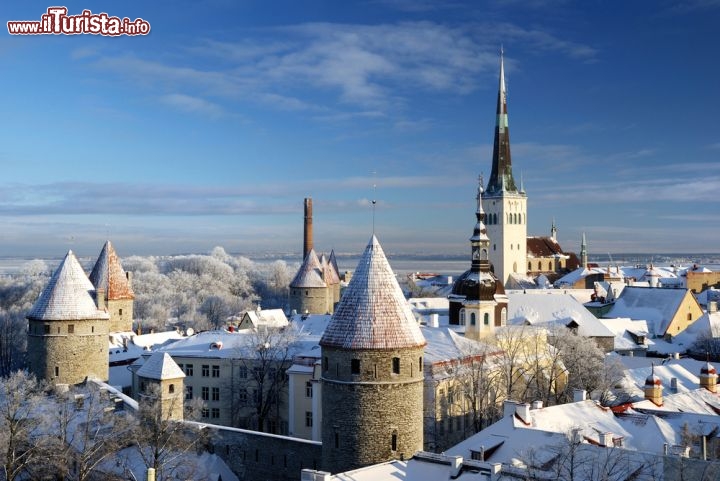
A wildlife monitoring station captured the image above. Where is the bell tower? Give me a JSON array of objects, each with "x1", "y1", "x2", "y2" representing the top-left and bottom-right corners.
[{"x1": 483, "y1": 49, "x2": 527, "y2": 286}]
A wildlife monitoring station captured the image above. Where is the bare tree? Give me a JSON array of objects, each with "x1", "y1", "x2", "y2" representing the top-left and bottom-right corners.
[
  {"x1": 0, "y1": 371, "x2": 52, "y2": 481},
  {"x1": 128, "y1": 384, "x2": 206, "y2": 481},
  {"x1": 231, "y1": 326, "x2": 299, "y2": 433},
  {"x1": 50, "y1": 385, "x2": 133, "y2": 481}
]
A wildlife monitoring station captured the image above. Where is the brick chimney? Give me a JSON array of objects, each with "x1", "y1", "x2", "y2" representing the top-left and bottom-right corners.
[{"x1": 304, "y1": 197, "x2": 313, "y2": 259}]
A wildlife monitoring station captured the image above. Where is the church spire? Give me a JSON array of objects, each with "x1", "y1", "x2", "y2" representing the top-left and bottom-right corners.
[
  {"x1": 486, "y1": 48, "x2": 518, "y2": 195},
  {"x1": 470, "y1": 175, "x2": 491, "y2": 273},
  {"x1": 580, "y1": 232, "x2": 588, "y2": 269}
]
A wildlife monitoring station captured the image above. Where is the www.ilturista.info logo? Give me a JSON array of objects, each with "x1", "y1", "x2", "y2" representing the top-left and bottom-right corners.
[{"x1": 7, "y1": 7, "x2": 150, "y2": 36}]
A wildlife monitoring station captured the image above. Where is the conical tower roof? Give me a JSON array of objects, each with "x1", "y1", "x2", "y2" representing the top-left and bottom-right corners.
[
  {"x1": 320, "y1": 236, "x2": 426, "y2": 350},
  {"x1": 89, "y1": 241, "x2": 134, "y2": 300},
  {"x1": 290, "y1": 248, "x2": 327, "y2": 288},
  {"x1": 136, "y1": 352, "x2": 185, "y2": 380},
  {"x1": 27, "y1": 250, "x2": 109, "y2": 321}
]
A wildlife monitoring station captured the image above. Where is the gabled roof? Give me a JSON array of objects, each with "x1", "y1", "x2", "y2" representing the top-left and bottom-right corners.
[
  {"x1": 89, "y1": 241, "x2": 134, "y2": 300},
  {"x1": 606, "y1": 286, "x2": 693, "y2": 336},
  {"x1": 27, "y1": 250, "x2": 109, "y2": 321},
  {"x1": 320, "y1": 235, "x2": 426, "y2": 350},
  {"x1": 242, "y1": 308, "x2": 289, "y2": 328},
  {"x1": 136, "y1": 352, "x2": 185, "y2": 380},
  {"x1": 289, "y1": 249, "x2": 327, "y2": 288}
]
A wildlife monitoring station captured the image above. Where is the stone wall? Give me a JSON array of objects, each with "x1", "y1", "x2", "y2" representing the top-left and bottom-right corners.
[
  {"x1": 27, "y1": 318, "x2": 109, "y2": 385},
  {"x1": 196, "y1": 422, "x2": 322, "y2": 481},
  {"x1": 321, "y1": 346, "x2": 424, "y2": 474},
  {"x1": 290, "y1": 286, "x2": 332, "y2": 315},
  {"x1": 108, "y1": 298, "x2": 134, "y2": 333}
]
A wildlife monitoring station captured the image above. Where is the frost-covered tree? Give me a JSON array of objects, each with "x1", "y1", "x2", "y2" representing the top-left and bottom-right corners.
[{"x1": 0, "y1": 371, "x2": 52, "y2": 481}]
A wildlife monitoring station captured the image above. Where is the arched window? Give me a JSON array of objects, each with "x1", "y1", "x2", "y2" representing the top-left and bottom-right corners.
[
  {"x1": 501, "y1": 308, "x2": 507, "y2": 326},
  {"x1": 169, "y1": 384, "x2": 175, "y2": 394},
  {"x1": 391, "y1": 431, "x2": 398, "y2": 451},
  {"x1": 470, "y1": 313, "x2": 476, "y2": 326},
  {"x1": 459, "y1": 310, "x2": 466, "y2": 326},
  {"x1": 528, "y1": 262, "x2": 532, "y2": 271},
  {"x1": 483, "y1": 313, "x2": 489, "y2": 325}
]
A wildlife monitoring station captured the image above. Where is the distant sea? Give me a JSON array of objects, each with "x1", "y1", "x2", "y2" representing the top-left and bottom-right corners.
[{"x1": 2, "y1": 254, "x2": 718, "y2": 278}]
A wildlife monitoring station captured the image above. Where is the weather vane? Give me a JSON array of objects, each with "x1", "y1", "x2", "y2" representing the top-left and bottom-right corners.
[{"x1": 371, "y1": 170, "x2": 377, "y2": 235}]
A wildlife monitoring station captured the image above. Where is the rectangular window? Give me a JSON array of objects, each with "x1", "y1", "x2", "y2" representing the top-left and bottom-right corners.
[
  {"x1": 55, "y1": 366, "x2": 59, "y2": 377},
  {"x1": 212, "y1": 387, "x2": 220, "y2": 402},
  {"x1": 254, "y1": 367, "x2": 263, "y2": 379},
  {"x1": 201, "y1": 408, "x2": 209, "y2": 418},
  {"x1": 185, "y1": 386, "x2": 193, "y2": 400},
  {"x1": 202, "y1": 365, "x2": 210, "y2": 377},
  {"x1": 305, "y1": 411, "x2": 313, "y2": 428},
  {"x1": 212, "y1": 365, "x2": 220, "y2": 377},
  {"x1": 119, "y1": 308, "x2": 123, "y2": 316},
  {"x1": 211, "y1": 408, "x2": 220, "y2": 419},
  {"x1": 185, "y1": 364, "x2": 194, "y2": 376},
  {"x1": 238, "y1": 391, "x2": 247, "y2": 405},
  {"x1": 323, "y1": 357, "x2": 328, "y2": 371},
  {"x1": 68, "y1": 324, "x2": 74, "y2": 334},
  {"x1": 392, "y1": 357, "x2": 400, "y2": 374},
  {"x1": 305, "y1": 381, "x2": 313, "y2": 398},
  {"x1": 351, "y1": 359, "x2": 360, "y2": 374},
  {"x1": 238, "y1": 365, "x2": 247, "y2": 379},
  {"x1": 202, "y1": 386, "x2": 209, "y2": 401}
]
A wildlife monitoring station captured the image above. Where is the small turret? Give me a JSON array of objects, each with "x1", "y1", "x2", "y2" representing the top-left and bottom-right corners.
[
  {"x1": 644, "y1": 364, "x2": 663, "y2": 406},
  {"x1": 700, "y1": 357, "x2": 717, "y2": 393}
]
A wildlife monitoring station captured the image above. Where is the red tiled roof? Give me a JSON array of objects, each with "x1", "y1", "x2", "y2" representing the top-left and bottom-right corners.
[
  {"x1": 526, "y1": 236, "x2": 565, "y2": 258},
  {"x1": 89, "y1": 241, "x2": 134, "y2": 300},
  {"x1": 320, "y1": 235, "x2": 426, "y2": 350}
]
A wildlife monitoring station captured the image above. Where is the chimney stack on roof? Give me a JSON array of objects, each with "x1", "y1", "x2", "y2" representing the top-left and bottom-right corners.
[{"x1": 304, "y1": 197, "x2": 313, "y2": 259}]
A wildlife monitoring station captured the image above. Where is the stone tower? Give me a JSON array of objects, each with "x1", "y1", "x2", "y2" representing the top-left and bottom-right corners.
[
  {"x1": 320, "y1": 235, "x2": 426, "y2": 474},
  {"x1": 89, "y1": 240, "x2": 135, "y2": 333},
  {"x1": 27, "y1": 250, "x2": 110, "y2": 385},
  {"x1": 483, "y1": 50, "x2": 527, "y2": 286},
  {"x1": 136, "y1": 352, "x2": 186, "y2": 422},
  {"x1": 448, "y1": 176, "x2": 508, "y2": 338},
  {"x1": 289, "y1": 249, "x2": 334, "y2": 314}
]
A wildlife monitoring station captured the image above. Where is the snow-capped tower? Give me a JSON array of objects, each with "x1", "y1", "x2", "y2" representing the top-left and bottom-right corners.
[
  {"x1": 320, "y1": 236, "x2": 426, "y2": 474},
  {"x1": 483, "y1": 49, "x2": 527, "y2": 286},
  {"x1": 580, "y1": 233, "x2": 588, "y2": 269},
  {"x1": 27, "y1": 250, "x2": 110, "y2": 385},
  {"x1": 89, "y1": 240, "x2": 134, "y2": 333},
  {"x1": 644, "y1": 364, "x2": 663, "y2": 406},
  {"x1": 551, "y1": 219, "x2": 557, "y2": 242},
  {"x1": 448, "y1": 176, "x2": 508, "y2": 338}
]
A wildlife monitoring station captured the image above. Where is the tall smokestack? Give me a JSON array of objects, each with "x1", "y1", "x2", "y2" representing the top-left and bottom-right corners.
[{"x1": 304, "y1": 198, "x2": 313, "y2": 259}]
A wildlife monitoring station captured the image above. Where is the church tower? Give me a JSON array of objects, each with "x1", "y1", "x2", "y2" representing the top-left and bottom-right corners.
[
  {"x1": 483, "y1": 50, "x2": 527, "y2": 286},
  {"x1": 27, "y1": 250, "x2": 110, "y2": 385},
  {"x1": 320, "y1": 236, "x2": 426, "y2": 474},
  {"x1": 448, "y1": 177, "x2": 508, "y2": 338},
  {"x1": 580, "y1": 233, "x2": 588, "y2": 269}
]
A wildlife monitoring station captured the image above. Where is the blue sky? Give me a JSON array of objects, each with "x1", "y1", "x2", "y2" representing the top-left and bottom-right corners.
[{"x1": 1, "y1": 0, "x2": 719, "y2": 258}]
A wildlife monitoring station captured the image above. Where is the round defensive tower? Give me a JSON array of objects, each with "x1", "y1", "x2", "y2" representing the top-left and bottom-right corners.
[
  {"x1": 320, "y1": 235, "x2": 426, "y2": 474},
  {"x1": 289, "y1": 249, "x2": 333, "y2": 315},
  {"x1": 26, "y1": 250, "x2": 110, "y2": 385}
]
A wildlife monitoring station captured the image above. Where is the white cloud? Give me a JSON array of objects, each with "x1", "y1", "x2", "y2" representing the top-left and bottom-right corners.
[{"x1": 159, "y1": 93, "x2": 225, "y2": 117}]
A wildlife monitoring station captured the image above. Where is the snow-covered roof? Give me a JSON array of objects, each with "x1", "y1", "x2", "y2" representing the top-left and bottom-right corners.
[
  {"x1": 136, "y1": 352, "x2": 185, "y2": 380},
  {"x1": 103, "y1": 447, "x2": 239, "y2": 481},
  {"x1": 289, "y1": 248, "x2": 327, "y2": 288},
  {"x1": 88, "y1": 240, "x2": 134, "y2": 300},
  {"x1": 27, "y1": 250, "x2": 110, "y2": 321},
  {"x1": 596, "y1": 318, "x2": 649, "y2": 351},
  {"x1": 507, "y1": 291, "x2": 614, "y2": 338},
  {"x1": 158, "y1": 328, "x2": 313, "y2": 360},
  {"x1": 290, "y1": 313, "x2": 332, "y2": 338},
  {"x1": 421, "y1": 326, "x2": 499, "y2": 365},
  {"x1": 320, "y1": 236, "x2": 426, "y2": 350},
  {"x1": 408, "y1": 297, "x2": 450, "y2": 312},
  {"x1": 606, "y1": 286, "x2": 690, "y2": 336},
  {"x1": 618, "y1": 357, "x2": 720, "y2": 398},
  {"x1": 243, "y1": 308, "x2": 289, "y2": 328}
]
